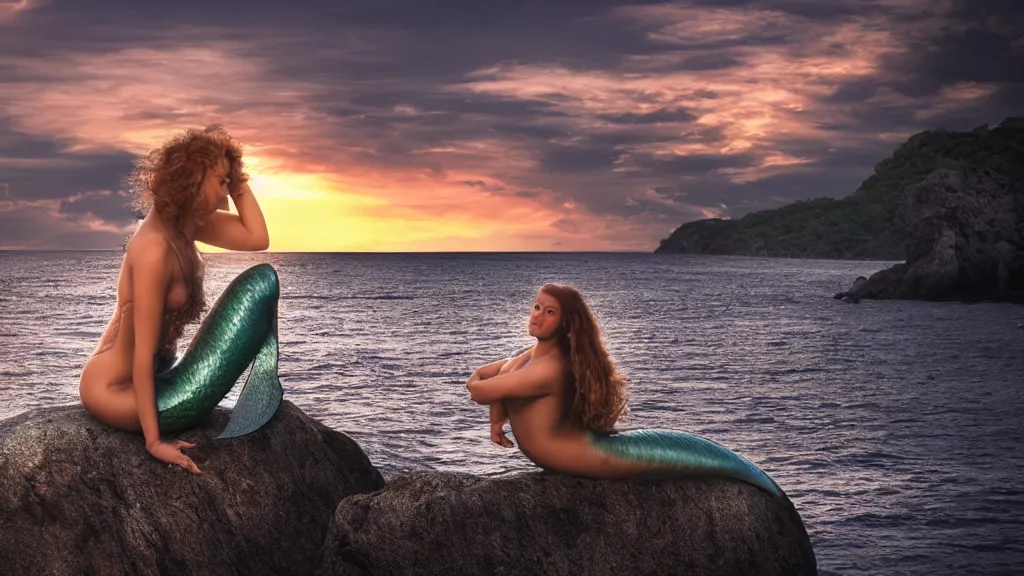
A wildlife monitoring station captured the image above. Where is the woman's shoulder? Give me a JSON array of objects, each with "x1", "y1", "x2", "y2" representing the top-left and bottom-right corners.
[
  {"x1": 531, "y1": 350, "x2": 571, "y2": 379},
  {"x1": 124, "y1": 229, "x2": 175, "y2": 268}
]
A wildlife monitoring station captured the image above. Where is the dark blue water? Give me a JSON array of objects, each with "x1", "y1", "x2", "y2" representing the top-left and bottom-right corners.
[{"x1": 1, "y1": 251, "x2": 1023, "y2": 575}]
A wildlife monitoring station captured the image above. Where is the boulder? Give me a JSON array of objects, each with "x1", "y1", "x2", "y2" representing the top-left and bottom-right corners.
[
  {"x1": 836, "y1": 165, "x2": 1024, "y2": 302},
  {"x1": 0, "y1": 400, "x2": 385, "y2": 576},
  {"x1": 834, "y1": 276, "x2": 867, "y2": 303},
  {"x1": 314, "y1": 471, "x2": 817, "y2": 576}
]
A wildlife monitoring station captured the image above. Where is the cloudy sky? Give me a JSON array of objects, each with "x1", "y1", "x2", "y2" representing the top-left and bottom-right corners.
[{"x1": 1, "y1": 0, "x2": 1021, "y2": 251}]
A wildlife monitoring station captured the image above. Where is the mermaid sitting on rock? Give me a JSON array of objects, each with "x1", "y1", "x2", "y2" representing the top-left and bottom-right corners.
[
  {"x1": 78, "y1": 126, "x2": 283, "y2": 475},
  {"x1": 466, "y1": 284, "x2": 783, "y2": 497}
]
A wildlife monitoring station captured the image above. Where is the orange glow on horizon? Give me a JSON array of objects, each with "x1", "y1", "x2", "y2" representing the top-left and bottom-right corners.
[{"x1": 196, "y1": 160, "x2": 640, "y2": 253}]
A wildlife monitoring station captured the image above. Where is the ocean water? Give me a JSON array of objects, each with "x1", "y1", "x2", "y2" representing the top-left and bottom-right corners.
[{"x1": 1, "y1": 250, "x2": 1022, "y2": 575}]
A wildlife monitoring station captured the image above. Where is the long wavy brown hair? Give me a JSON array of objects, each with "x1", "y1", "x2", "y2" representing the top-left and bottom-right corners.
[
  {"x1": 127, "y1": 125, "x2": 248, "y2": 228},
  {"x1": 541, "y1": 283, "x2": 629, "y2": 431}
]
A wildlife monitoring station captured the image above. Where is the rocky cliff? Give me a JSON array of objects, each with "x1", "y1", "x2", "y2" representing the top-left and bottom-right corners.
[
  {"x1": 656, "y1": 117, "x2": 1024, "y2": 260},
  {"x1": 834, "y1": 165, "x2": 1023, "y2": 302}
]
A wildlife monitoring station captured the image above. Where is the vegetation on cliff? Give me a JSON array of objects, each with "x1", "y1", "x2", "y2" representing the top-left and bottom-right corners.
[{"x1": 655, "y1": 117, "x2": 1024, "y2": 260}]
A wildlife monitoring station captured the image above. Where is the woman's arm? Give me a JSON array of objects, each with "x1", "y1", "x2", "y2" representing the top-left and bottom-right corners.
[
  {"x1": 467, "y1": 357, "x2": 516, "y2": 446},
  {"x1": 489, "y1": 400, "x2": 508, "y2": 424},
  {"x1": 466, "y1": 357, "x2": 508, "y2": 387},
  {"x1": 130, "y1": 238, "x2": 201, "y2": 474},
  {"x1": 467, "y1": 360, "x2": 557, "y2": 405},
  {"x1": 489, "y1": 402, "x2": 513, "y2": 448},
  {"x1": 194, "y1": 182, "x2": 270, "y2": 251},
  {"x1": 467, "y1": 345, "x2": 532, "y2": 385},
  {"x1": 130, "y1": 238, "x2": 171, "y2": 449}
]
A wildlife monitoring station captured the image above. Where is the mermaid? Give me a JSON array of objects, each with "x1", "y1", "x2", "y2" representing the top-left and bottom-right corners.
[
  {"x1": 466, "y1": 284, "x2": 784, "y2": 498},
  {"x1": 78, "y1": 126, "x2": 283, "y2": 475}
]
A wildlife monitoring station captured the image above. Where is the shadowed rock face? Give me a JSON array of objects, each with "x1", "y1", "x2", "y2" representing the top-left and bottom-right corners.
[
  {"x1": 0, "y1": 401, "x2": 385, "y2": 576},
  {"x1": 314, "y1": 471, "x2": 817, "y2": 576},
  {"x1": 836, "y1": 165, "x2": 1024, "y2": 303}
]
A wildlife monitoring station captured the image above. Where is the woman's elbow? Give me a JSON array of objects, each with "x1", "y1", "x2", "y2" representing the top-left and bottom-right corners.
[{"x1": 250, "y1": 235, "x2": 270, "y2": 251}]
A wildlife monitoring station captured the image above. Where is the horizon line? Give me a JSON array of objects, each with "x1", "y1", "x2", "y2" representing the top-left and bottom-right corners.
[{"x1": 0, "y1": 248, "x2": 658, "y2": 254}]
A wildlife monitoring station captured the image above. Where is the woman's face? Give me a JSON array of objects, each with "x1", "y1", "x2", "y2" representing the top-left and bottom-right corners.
[
  {"x1": 198, "y1": 157, "x2": 231, "y2": 215},
  {"x1": 528, "y1": 289, "x2": 563, "y2": 340}
]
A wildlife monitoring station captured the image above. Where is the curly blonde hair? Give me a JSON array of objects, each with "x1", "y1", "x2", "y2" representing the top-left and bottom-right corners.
[
  {"x1": 128, "y1": 125, "x2": 248, "y2": 227},
  {"x1": 541, "y1": 283, "x2": 630, "y2": 431}
]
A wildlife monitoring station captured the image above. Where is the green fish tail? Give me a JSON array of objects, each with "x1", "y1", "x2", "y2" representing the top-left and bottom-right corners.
[{"x1": 154, "y1": 263, "x2": 283, "y2": 437}]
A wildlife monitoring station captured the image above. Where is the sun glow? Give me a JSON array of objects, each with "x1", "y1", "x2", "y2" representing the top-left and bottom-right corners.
[{"x1": 197, "y1": 162, "x2": 581, "y2": 253}]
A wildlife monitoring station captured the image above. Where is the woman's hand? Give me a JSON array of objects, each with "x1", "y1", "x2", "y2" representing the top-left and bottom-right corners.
[
  {"x1": 194, "y1": 181, "x2": 270, "y2": 251},
  {"x1": 490, "y1": 423, "x2": 514, "y2": 448},
  {"x1": 230, "y1": 181, "x2": 252, "y2": 202},
  {"x1": 147, "y1": 439, "x2": 202, "y2": 474}
]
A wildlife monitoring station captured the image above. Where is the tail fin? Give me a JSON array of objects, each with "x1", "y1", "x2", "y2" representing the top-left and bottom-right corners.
[
  {"x1": 216, "y1": 319, "x2": 283, "y2": 439},
  {"x1": 591, "y1": 429, "x2": 785, "y2": 498}
]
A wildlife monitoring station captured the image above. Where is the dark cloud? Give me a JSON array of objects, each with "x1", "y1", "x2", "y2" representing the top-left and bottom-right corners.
[
  {"x1": 461, "y1": 180, "x2": 507, "y2": 192},
  {"x1": 821, "y1": 80, "x2": 883, "y2": 105},
  {"x1": 539, "y1": 144, "x2": 623, "y2": 173},
  {"x1": 0, "y1": 118, "x2": 138, "y2": 204},
  {"x1": 884, "y1": 29, "x2": 1024, "y2": 99},
  {"x1": 983, "y1": 83, "x2": 1024, "y2": 120},
  {"x1": 670, "y1": 53, "x2": 746, "y2": 71},
  {"x1": 0, "y1": 150, "x2": 136, "y2": 201},
  {"x1": 597, "y1": 107, "x2": 697, "y2": 124},
  {"x1": 58, "y1": 189, "x2": 136, "y2": 224},
  {"x1": 0, "y1": 203, "x2": 127, "y2": 250},
  {"x1": 632, "y1": 152, "x2": 762, "y2": 177},
  {"x1": 490, "y1": 123, "x2": 570, "y2": 140},
  {"x1": 705, "y1": 167, "x2": 873, "y2": 215}
]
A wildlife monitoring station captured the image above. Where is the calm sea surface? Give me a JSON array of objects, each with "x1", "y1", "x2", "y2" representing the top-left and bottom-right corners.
[{"x1": 1, "y1": 251, "x2": 1022, "y2": 575}]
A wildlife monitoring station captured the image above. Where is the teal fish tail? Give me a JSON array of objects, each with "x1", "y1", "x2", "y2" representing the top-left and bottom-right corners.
[
  {"x1": 589, "y1": 429, "x2": 784, "y2": 498},
  {"x1": 154, "y1": 263, "x2": 283, "y2": 437}
]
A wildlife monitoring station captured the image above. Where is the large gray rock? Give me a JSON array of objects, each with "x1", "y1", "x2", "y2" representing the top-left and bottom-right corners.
[
  {"x1": 0, "y1": 400, "x2": 385, "y2": 576},
  {"x1": 314, "y1": 471, "x2": 817, "y2": 576},
  {"x1": 836, "y1": 165, "x2": 1024, "y2": 302}
]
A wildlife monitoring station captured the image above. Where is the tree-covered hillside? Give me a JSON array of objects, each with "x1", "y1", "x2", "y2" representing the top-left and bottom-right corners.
[{"x1": 655, "y1": 117, "x2": 1024, "y2": 260}]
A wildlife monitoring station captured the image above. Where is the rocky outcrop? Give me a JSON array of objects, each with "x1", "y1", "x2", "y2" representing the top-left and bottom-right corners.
[
  {"x1": 835, "y1": 165, "x2": 1024, "y2": 302},
  {"x1": 314, "y1": 471, "x2": 817, "y2": 576},
  {"x1": 834, "y1": 276, "x2": 868, "y2": 303},
  {"x1": 1, "y1": 403, "x2": 819, "y2": 576},
  {"x1": 0, "y1": 401, "x2": 385, "y2": 576}
]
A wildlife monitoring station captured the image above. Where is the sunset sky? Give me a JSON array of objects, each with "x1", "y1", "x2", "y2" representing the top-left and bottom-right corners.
[{"x1": 1, "y1": 0, "x2": 1021, "y2": 252}]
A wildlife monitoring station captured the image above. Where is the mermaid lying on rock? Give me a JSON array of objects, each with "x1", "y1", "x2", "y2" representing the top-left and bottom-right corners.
[
  {"x1": 79, "y1": 126, "x2": 283, "y2": 474},
  {"x1": 466, "y1": 284, "x2": 784, "y2": 498}
]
